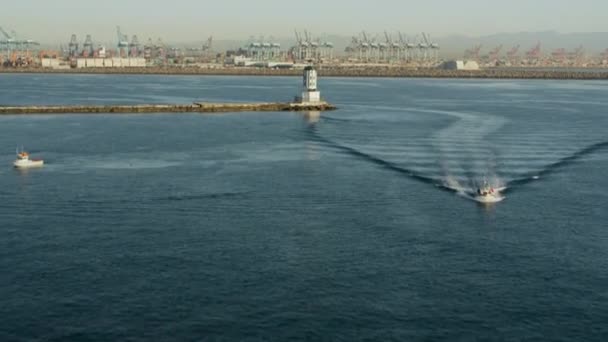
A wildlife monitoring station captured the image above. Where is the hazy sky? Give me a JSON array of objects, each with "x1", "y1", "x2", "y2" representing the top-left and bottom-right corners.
[{"x1": 1, "y1": 0, "x2": 606, "y2": 43}]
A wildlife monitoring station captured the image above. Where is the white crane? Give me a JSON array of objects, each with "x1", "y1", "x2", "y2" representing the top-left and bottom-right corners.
[
  {"x1": 129, "y1": 35, "x2": 140, "y2": 57},
  {"x1": 68, "y1": 34, "x2": 79, "y2": 57},
  {"x1": 426, "y1": 33, "x2": 440, "y2": 63},
  {"x1": 83, "y1": 34, "x2": 94, "y2": 57},
  {"x1": 294, "y1": 30, "x2": 311, "y2": 61},
  {"x1": 0, "y1": 27, "x2": 15, "y2": 57},
  {"x1": 404, "y1": 34, "x2": 416, "y2": 62},
  {"x1": 116, "y1": 26, "x2": 129, "y2": 57},
  {"x1": 369, "y1": 33, "x2": 380, "y2": 62},
  {"x1": 361, "y1": 31, "x2": 371, "y2": 62},
  {"x1": 419, "y1": 33, "x2": 430, "y2": 62},
  {"x1": 381, "y1": 31, "x2": 391, "y2": 62},
  {"x1": 304, "y1": 30, "x2": 319, "y2": 61},
  {"x1": 202, "y1": 36, "x2": 213, "y2": 58}
]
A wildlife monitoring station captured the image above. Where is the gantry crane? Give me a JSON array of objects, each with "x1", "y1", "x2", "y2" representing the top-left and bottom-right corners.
[
  {"x1": 506, "y1": 45, "x2": 520, "y2": 62},
  {"x1": 488, "y1": 45, "x2": 503, "y2": 62},
  {"x1": 116, "y1": 26, "x2": 129, "y2": 57},
  {"x1": 83, "y1": 35, "x2": 94, "y2": 57}
]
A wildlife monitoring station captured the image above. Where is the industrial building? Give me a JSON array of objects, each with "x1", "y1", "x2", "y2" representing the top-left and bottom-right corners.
[
  {"x1": 74, "y1": 57, "x2": 146, "y2": 68},
  {"x1": 442, "y1": 60, "x2": 480, "y2": 71}
]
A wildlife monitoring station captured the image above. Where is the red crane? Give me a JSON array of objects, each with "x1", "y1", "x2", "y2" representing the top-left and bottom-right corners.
[
  {"x1": 570, "y1": 45, "x2": 584, "y2": 59},
  {"x1": 507, "y1": 45, "x2": 520, "y2": 56},
  {"x1": 506, "y1": 45, "x2": 520, "y2": 63},
  {"x1": 569, "y1": 45, "x2": 585, "y2": 66},
  {"x1": 551, "y1": 48, "x2": 567, "y2": 62},
  {"x1": 488, "y1": 45, "x2": 503, "y2": 62},
  {"x1": 464, "y1": 44, "x2": 482, "y2": 60},
  {"x1": 526, "y1": 42, "x2": 542, "y2": 59}
]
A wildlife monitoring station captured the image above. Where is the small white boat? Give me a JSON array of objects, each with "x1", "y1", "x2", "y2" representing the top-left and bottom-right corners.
[
  {"x1": 13, "y1": 150, "x2": 44, "y2": 169},
  {"x1": 474, "y1": 183, "x2": 502, "y2": 203}
]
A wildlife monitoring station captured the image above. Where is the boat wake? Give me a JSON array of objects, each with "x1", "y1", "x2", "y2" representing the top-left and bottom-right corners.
[
  {"x1": 506, "y1": 140, "x2": 608, "y2": 191},
  {"x1": 308, "y1": 120, "x2": 509, "y2": 203},
  {"x1": 306, "y1": 122, "x2": 439, "y2": 187},
  {"x1": 308, "y1": 113, "x2": 608, "y2": 205}
]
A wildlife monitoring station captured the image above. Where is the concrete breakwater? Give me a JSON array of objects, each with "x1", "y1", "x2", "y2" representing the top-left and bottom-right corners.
[
  {"x1": 2, "y1": 66, "x2": 608, "y2": 80},
  {"x1": 0, "y1": 102, "x2": 337, "y2": 115}
]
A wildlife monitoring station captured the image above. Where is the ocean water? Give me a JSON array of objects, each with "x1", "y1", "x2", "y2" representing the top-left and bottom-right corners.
[{"x1": 0, "y1": 74, "x2": 607, "y2": 341}]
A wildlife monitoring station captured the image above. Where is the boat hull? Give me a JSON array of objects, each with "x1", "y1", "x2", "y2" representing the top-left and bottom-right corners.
[
  {"x1": 13, "y1": 160, "x2": 44, "y2": 168},
  {"x1": 474, "y1": 194, "x2": 503, "y2": 204}
]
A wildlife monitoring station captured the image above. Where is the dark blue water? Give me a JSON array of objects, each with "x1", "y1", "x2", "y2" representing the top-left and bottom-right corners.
[{"x1": 1, "y1": 74, "x2": 607, "y2": 341}]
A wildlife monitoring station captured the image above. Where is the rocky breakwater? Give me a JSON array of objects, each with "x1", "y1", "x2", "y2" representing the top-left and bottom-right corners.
[
  {"x1": 3, "y1": 66, "x2": 608, "y2": 80},
  {"x1": 0, "y1": 102, "x2": 337, "y2": 115}
]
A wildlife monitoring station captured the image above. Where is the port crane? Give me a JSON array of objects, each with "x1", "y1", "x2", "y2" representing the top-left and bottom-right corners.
[
  {"x1": 404, "y1": 34, "x2": 416, "y2": 61},
  {"x1": 526, "y1": 42, "x2": 542, "y2": 60},
  {"x1": 551, "y1": 48, "x2": 567, "y2": 62},
  {"x1": 381, "y1": 31, "x2": 391, "y2": 61},
  {"x1": 293, "y1": 30, "x2": 304, "y2": 60},
  {"x1": 419, "y1": 33, "x2": 430, "y2": 61},
  {"x1": 129, "y1": 35, "x2": 140, "y2": 57},
  {"x1": 321, "y1": 36, "x2": 333, "y2": 61},
  {"x1": 488, "y1": 45, "x2": 503, "y2": 63},
  {"x1": 10, "y1": 30, "x2": 20, "y2": 50},
  {"x1": 68, "y1": 34, "x2": 79, "y2": 57},
  {"x1": 0, "y1": 26, "x2": 14, "y2": 57},
  {"x1": 116, "y1": 26, "x2": 129, "y2": 57},
  {"x1": 0, "y1": 27, "x2": 38, "y2": 65},
  {"x1": 506, "y1": 45, "x2": 520, "y2": 63},
  {"x1": 0, "y1": 27, "x2": 14, "y2": 43},
  {"x1": 304, "y1": 30, "x2": 319, "y2": 60},
  {"x1": 83, "y1": 35, "x2": 94, "y2": 57},
  {"x1": 571, "y1": 45, "x2": 585, "y2": 65},
  {"x1": 390, "y1": 32, "x2": 401, "y2": 61},
  {"x1": 361, "y1": 31, "x2": 371, "y2": 61},
  {"x1": 425, "y1": 33, "x2": 439, "y2": 62},
  {"x1": 369, "y1": 33, "x2": 380, "y2": 62},
  {"x1": 572, "y1": 45, "x2": 584, "y2": 57},
  {"x1": 344, "y1": 35, "x2": 361, "y2": 60},
  {"x1": 464, "y1": 44, "x2": 482, "y2": 61},
  {"x1": 202, "y1": 36, "x2": 213, "y2": 53},
  {"x1": 17, "y1": 31, "x2": 39, "y2": 51},
  {"x1": 397, "y1": 32, "x2": 407, "y2": 61}
]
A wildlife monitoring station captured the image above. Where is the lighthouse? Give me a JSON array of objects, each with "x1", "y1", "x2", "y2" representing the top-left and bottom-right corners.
[{"x1": 299, "y1": 65, "x2": 321, "y2": 104}]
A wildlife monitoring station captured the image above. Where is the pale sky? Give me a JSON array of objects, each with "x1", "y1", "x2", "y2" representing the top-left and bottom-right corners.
[{"x1": 1, "y1": 0, "x2": 606, "y2": 44}]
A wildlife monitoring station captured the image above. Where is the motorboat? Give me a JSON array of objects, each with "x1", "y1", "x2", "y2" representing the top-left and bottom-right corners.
[
  {"x1": 13, "y1": 150, "x2": 44, "y2": 169},
  {"x1": 474, "y1": 182, "x2": 502, "y2": 203}
]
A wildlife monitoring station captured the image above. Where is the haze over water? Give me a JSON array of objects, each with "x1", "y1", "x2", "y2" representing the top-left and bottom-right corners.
[{"x1": 1, "y1": 74, "x2": 607, "y2": 341}]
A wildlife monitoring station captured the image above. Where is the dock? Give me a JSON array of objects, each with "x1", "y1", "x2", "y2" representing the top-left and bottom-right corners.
[{"x1": 0, "y1": 102, "x2": 337, "y2": 115}]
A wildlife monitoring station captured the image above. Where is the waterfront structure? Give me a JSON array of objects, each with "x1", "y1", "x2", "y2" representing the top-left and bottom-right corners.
[
  {"x1": 299, "y1": 65, "x2": 321, "y2": 104},
  {"x1": 442, "y1": 60, "x2": 480, "y2": 71},
  {"x1": 73, "y1": 57, "x2": 146, "y2": 68}
]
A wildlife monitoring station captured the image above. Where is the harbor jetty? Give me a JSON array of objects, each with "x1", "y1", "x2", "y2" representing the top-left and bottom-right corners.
[
  {"x1": 0, "y1": 102, "x2": 336, "y2": 115},
  {"x1": 2, "y1": 66, "x2": 608, "y2": 80},
  {"x1": 0, "y1": 66, "x2": 336, "y2": 115}
]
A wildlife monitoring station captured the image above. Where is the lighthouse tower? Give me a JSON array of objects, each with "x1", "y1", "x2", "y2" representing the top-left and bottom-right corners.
[{"x1": 300, "y1": 65, "x2": 321, "y2": 104}]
